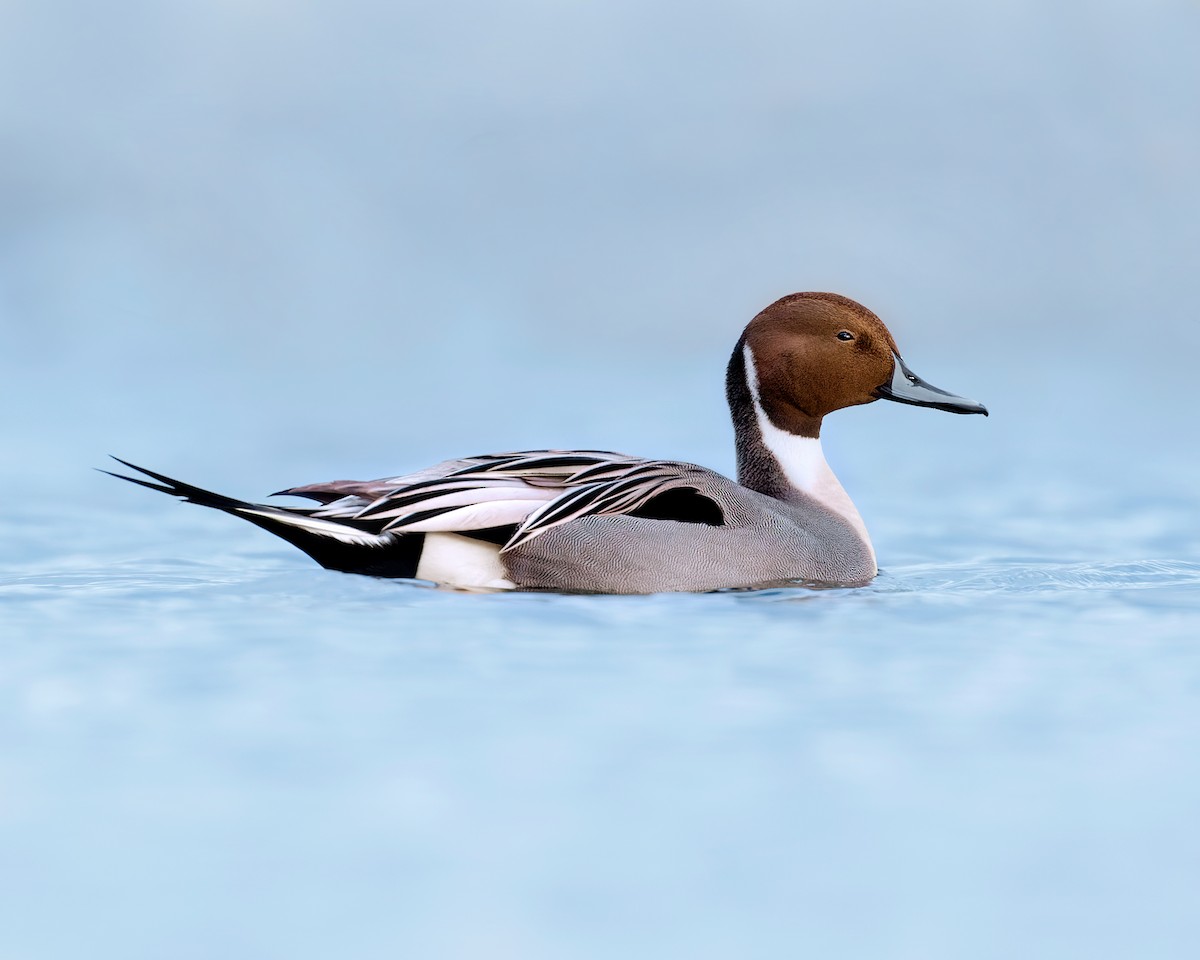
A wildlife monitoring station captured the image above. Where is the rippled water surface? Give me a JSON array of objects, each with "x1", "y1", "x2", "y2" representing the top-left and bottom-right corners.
[
  {"x1": 5, "y1": 495, "x2": 1200, "y2": 959},
  {"x1": 4, "y1": 1, "x2": 1200, "y2": 957}
]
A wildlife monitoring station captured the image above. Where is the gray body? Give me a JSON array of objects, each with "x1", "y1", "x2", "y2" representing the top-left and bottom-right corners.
[{"x1": 504, "y1": 471, "x2": 874, "y2": 593}]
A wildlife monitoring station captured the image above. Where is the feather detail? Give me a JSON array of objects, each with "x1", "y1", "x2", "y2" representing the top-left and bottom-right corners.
[
  {"x1": 169, "y1": 449, "x2": 723, "y2": 552},
  {"x1": 503, "y1": 471, "x2": 708, "y2": 551},
  {"x1": 235, "y1": 508, "x2": 394, "y2": 547},
  {"x1": 362, "y1": 485, "x2": 555, "y2": 522},
  {"x1": 384, "y1": 500, "x2": 547, "y2": 533},
  {"x1": 305, "y1": 450, "x2": 727, "y2": 549},
  {"x1": 350, "y1": 478, "x2": 539, "y2": 520}
]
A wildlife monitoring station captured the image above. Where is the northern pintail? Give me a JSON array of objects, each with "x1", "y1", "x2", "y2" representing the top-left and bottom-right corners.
[{"x1": 107, "y1": 292, "x2": 987, "y2": 593}]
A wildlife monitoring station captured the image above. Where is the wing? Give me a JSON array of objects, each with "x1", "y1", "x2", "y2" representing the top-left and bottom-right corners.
[{"x1": 278, "y1": 449, "x2": 726, "y2": 551}]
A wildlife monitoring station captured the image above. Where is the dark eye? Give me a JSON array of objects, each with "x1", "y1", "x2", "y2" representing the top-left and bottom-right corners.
[{"x1": 836, "y1": 331, "x2": 854, "y2": 342}]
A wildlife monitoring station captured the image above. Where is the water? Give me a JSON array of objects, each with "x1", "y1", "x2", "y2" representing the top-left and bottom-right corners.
[
  {"x1": 4, "y1": 486, "x2": 1199, "y2": 958},
  {"x1": 3, "y1": 1, "x2": 1200, "y2": 958}
]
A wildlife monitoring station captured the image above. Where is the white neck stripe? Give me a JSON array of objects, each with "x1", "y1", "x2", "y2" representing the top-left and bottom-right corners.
[
  {"x1": 742, "y1": 344, "x2": 875, "y2": 562},
  {"x1": 742, "y1": 344, "x2": 828, "y2": 492}
]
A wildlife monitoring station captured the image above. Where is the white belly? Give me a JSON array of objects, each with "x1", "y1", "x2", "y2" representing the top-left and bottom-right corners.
[{"x1": 415, "y1": 533, "x2": 516, "y2": 591}]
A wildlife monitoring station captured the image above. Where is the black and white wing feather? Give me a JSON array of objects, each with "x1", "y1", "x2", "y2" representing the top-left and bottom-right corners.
[{"x1": 285, "y1": 450, "x2": 725, "y2": 551}]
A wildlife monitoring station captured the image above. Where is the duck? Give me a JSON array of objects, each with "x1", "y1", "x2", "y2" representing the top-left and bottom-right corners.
[{"x1": 106, "y1": 292, "x2": 987, "y2": 593}]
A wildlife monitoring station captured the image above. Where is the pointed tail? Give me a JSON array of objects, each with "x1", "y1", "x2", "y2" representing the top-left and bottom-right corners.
[{"x1": 102, "y1": 458, "x2": 424, "y2": 578}]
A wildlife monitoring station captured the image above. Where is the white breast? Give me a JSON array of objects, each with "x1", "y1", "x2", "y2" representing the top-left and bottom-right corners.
[{"x1": 742, "y1": 344, "x2": 876, "y2": 566}]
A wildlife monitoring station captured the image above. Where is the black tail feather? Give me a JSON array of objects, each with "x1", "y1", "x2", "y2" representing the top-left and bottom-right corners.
[
  {"x1": 102, "y1": 457, "x2": 253, "y2": 514},
  {"x1": 104, "y1": 458, "x2": 425, "y2": 578}
]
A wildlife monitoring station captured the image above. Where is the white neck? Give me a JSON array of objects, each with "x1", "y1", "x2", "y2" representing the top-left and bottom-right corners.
[{"x1": 742, "y1": 345, "x2": 875, "y2": 562}]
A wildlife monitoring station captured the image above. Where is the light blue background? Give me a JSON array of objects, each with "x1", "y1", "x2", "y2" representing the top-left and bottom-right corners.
[{"x1": 2, "y1": 2, "x2": 1199, "y2": 958}]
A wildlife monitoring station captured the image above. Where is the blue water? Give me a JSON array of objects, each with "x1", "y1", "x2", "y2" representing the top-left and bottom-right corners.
[{"x1": 4, "y1": 1, "x2": 1200, "y2": 958}]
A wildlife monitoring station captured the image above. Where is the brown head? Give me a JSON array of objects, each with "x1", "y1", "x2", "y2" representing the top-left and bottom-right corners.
[{"x1": 733, "y1": 292, "x2": 988, "y2": 439}]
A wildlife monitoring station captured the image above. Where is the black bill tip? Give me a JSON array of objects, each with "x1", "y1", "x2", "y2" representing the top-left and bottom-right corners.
[{"x1": 875, "y1": 356, "x2": 988, "y2": 416}]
